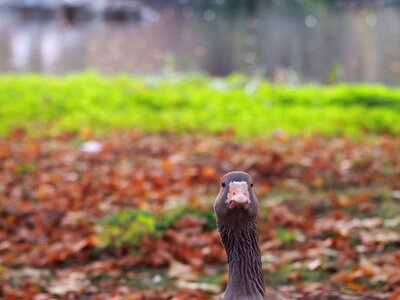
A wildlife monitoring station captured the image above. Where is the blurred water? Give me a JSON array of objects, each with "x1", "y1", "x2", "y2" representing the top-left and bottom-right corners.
[{"x1": 0, "y1": 1, "x2": 399, "y2": 84}]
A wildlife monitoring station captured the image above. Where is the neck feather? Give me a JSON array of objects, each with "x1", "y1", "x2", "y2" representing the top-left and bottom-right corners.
[{"x1": 218, "y1": 219, "x2": 266, "y2": 300}]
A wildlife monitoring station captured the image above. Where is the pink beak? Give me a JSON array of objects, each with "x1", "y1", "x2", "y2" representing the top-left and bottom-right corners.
[{"x1": 226, "y1": 182, "x2": 250, "y2": 209}]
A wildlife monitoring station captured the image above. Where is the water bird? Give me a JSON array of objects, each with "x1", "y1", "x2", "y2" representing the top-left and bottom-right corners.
[{"x1": 214, "y1": 171, "x2": 266, "y2": 300}]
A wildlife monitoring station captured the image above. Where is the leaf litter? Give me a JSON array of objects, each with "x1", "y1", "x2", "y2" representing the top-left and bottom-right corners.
[{"x1": 0, "y1": 130, "x2": 400, "y2": 299}]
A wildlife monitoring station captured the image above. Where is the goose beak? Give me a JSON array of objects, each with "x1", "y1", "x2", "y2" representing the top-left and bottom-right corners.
[{"x1": 226, "y1": 181, "x2": 250, "y2": 210}]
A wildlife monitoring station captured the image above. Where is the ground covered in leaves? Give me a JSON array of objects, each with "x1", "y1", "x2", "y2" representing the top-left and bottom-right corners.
[{"x1": 1, "y1": 130, "x2": 400, "y2": 299}]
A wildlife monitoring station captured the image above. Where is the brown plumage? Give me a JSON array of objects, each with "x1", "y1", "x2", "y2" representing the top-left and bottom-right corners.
[{"x1": 214, "y1": 171, "x2": 266, "y2": 300}]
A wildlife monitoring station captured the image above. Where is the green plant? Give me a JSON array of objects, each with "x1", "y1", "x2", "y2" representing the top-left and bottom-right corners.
[
  {"x1": 97, "y1": 209, "x2": 156, "y2": 248},
  {"x1": 96, "y1": 207, "x2": 217, "y2": 248},
  {"x1": 276, "y1": 227, "x2": 297, "y2": 245},
  {"x1": 1, "y1": 73, "x2": 400, "y2": 137}
]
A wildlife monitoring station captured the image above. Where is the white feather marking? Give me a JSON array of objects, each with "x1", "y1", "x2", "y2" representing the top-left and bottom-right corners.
[{"x1": 231, "y1": 181, "x2": 247, "y2": 184}]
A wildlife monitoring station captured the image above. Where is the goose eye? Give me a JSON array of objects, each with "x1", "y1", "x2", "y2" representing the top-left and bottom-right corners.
[
  {"x1": 221, "y1": 182, "x2": 226, "y2": 188},
  {"x1": 250, "y1": 183, "x2": 254, "y2": 187}
]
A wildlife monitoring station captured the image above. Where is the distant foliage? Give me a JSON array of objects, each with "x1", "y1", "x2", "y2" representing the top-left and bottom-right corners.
[{"x1": 1, "y1": 73, "x2": 400, "y2": 136}]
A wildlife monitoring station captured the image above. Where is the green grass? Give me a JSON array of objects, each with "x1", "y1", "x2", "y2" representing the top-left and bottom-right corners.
[
  {"x1": 96, "y1": 207, "x2": 216, "y2": 249},
  {"x1": 1, "y1": 73, "x2": 400, "y2": 137}
]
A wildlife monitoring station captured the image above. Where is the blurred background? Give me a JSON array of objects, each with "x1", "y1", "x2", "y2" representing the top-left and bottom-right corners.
[
  {"x1": 0, "y1": 0, "x2": 399, "y2": 84},
  {"x1": 1, "y1": 1, "x2": 400, "y2": 300}
]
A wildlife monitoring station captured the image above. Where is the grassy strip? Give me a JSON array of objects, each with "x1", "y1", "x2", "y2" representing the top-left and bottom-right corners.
[
  {"x1": 96, "y1": 207, "x2": 216, "y2": 248},
  {"x1": 1, "y1": 73, "x2": 400, "y2": 136}
]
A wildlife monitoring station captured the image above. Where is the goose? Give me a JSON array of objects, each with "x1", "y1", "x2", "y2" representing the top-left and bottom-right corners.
[{"x1": 214, "y1": 171, "x2": 266, "y2": 300}]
